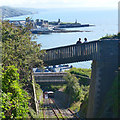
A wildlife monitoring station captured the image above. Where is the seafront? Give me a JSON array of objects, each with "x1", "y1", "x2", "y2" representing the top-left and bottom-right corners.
[{"x1": 8, "y1": 18, "x2": 94, "y2": 34}]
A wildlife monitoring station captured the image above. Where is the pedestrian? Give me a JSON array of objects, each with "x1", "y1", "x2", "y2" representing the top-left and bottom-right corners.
[
  {"x1": 76, "y1": 38, "x2": 82, "y2": 56},
  {"x1": 84, "y1": 38, "x2": 88, "y2": 43},
  {"x1": 83, "y1": 38, "x2": 88, "y2": 55},
  {"x1": 76, "y1": 38, "x2": 82, "y2": 44}
]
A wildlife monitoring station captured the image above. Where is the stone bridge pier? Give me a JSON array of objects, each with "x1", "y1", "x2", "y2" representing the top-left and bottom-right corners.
[{"x1": 87, "y1": 40, "x2": 119, "y2": 118}]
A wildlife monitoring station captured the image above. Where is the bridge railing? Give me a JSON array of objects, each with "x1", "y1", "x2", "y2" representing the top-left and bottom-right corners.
[
  {"x1": 43, "y1": 40, "x2": 101, "y2": 65},
  {"x1": 34, "y1": 72, "x2": 67, "y2": 83}
]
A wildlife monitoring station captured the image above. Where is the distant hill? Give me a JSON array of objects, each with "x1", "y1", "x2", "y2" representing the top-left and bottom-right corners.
[{"x1": 0, "y1": 6, "x2": 37, "y2": 18}]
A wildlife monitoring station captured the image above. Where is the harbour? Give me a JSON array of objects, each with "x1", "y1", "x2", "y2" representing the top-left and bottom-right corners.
[
  {"x1": 8, "y1": 18, "x2": 94, "y2": 34},
  {"x1": 6, "y1": 8, "x2": 117, "y2": 68}
]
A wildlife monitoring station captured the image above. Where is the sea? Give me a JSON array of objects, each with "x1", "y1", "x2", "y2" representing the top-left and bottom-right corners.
[{"x1": 6, "y1": 8, "x2": 118, "y2": 69}]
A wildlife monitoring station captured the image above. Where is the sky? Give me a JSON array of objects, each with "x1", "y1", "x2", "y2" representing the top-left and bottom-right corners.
[{"x1": 0, "y1": 0, "x2": 119, "y2": 9}]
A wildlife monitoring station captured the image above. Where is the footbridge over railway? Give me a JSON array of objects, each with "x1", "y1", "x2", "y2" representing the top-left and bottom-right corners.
[
  {"x1": 34, "y1": 72, "x2": 67, "y2": 84},
  {"x1": 40, "y1": 39, "x2": 120, "y2": 118}
]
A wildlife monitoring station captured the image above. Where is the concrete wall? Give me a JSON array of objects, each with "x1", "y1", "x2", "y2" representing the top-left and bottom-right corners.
[{"x1": 87, "y1": 40, "x2": 119, "y2": 118}]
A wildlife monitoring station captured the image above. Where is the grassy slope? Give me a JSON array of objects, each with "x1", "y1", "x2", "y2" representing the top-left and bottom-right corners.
[{"x1": 64, "y1": 68, "x2": 91, "y2": 117}]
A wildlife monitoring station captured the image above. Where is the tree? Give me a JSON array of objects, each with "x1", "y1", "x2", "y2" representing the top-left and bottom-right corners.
[
  {"x1": 2, "y1": 20, "x2": 44, "y2": 82},
  {"x1": 1, "y1": 19, "x2": 45, "y2": 118}
]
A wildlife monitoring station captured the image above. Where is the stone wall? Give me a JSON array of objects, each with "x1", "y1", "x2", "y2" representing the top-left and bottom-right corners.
[{"x1": 87, "y1": 40, "x2": 119, "y2": 118}]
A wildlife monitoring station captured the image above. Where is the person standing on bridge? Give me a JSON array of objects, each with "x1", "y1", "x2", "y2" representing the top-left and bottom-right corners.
[
  {"x1": 83, "y1": 38, "x2": 88, "y2": 55},
  {"x1": 76, "y1": 38, "x2": 82, "y2": 44},
  {"x1": 84, "y1": 38, "x2": 88, "y2": 43},
  {"x1": 75, "y1": 38, "x2": 82, "y2": 57}
]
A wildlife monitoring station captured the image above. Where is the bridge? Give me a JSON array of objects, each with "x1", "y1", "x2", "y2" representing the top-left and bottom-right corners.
[
  {"x1": 41, "y1": 39, "x2": 120, "y2": 118},
  {"x1": 43, "y1": 40, "x2": 100, "y2": 66},
  {"x1": 34, "y1": 72, "x2": 67, "y2": 84}
]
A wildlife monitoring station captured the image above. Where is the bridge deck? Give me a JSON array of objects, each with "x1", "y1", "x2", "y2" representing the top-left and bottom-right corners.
[
  {"x1": 43, "y1": 40, "x2": 101, "y2": 66},
  {"x1": 42, "y1": 39, "x2": 120, "y2": 66}
]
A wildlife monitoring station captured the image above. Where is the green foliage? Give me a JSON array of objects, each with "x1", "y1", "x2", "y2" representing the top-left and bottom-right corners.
[
  {"x1": 2, "y1": 20, "x2": 44, "y2": 81},
  {"x1": 100, "y1": 33, "x2": 120, "y2": 39},
  {"x1": 1, "y1": 66, "x2": 30, "y2": 119},
  {"x1": 66, "y1": 67, "x2": 91, "y2": 86},
  {"x1": 64, "y1": 73, "x2": 81, "y2": 102},
  {"x1": 78, "y1": 92, "x2": 89, "y2": 117},
  {"x1": 64, "y1": 72, "x2": 90, "y2": 106},
  {"x1": 50, "y1": 85, "x2": 66, "y2": 92},
  {"x1": 29, "y1": 106, "x2": 45, "y2": 119},
  {"x1": 68, "y1": 67, "x2": 91, "y2": 78},
  {"x1": 64, "y1": 67, "x2": 90, "y2": 117},
  {"x1": 35, "y1": 83, "x2": 43, "y2": 101},
  {"x1": 1, "y1": 19, "x2": 45, "y2": 118}
]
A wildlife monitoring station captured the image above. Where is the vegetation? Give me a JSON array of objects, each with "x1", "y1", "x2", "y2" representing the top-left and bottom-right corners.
[
  {"x1": 1, "y1": 19, "x2": 44, "y2": 118},
  {"x1": 64, "y1": 68, "x2": 91, "y2": 117},
  {"x1": 64, "y1": 73, "x2": 81, "y2": 103},
  {"x1": 100, "y1": 32, "x2": 120, "y2": 39},
  {"x1": 68, "y1": 67, "x2": 91, "y2": 86},
  {"x1": 68, "y1": 67, "x2": 91, "y2": 78},
  {"x1": 51, "y1": 84, "x2": 66, "y2": 91},
  {"x1": 2, "y1": 20, "x2": 44, "y2": 82},
  {"x1": 35, "y1": 83, "x2": 43, "y2": 101},
  {"x1": 46, "y1": 84, "x2": 66, "y2": 92},
  {"x1": 1, "y1": 66, "x2": 30, "y2": 119},
  {"x1": 60, "y1": 22, "x2": 81, "y2": 25},
  {"x1": 1, "y1": 18, "x2": 119, "y2": 119}
]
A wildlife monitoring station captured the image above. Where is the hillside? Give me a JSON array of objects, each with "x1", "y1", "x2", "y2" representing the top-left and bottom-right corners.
[{"x1": 0, "y1": 6, "x2": 36, "y2": 18}]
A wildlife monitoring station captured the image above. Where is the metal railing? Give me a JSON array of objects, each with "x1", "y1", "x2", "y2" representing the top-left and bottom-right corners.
[{"x1": 43, "y1": 40, "x2": 101, "y2": 65}]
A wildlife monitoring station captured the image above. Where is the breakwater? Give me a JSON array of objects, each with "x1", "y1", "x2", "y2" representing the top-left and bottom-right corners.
[{"x1": 31, "y1": 29, "x2": 92, "y2": 34}]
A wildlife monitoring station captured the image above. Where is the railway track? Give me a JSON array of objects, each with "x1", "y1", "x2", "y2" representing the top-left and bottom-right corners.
[
  {"x1": 49, "y1": 98, "x2": 64, "y2": 119},
  {"x1": 51, "y1": 98, "x2": 80, "y2": 119},
  {"x1": 43, "y1": 97, "x2": 61, "y2": 119},
  {"x1": 43, "y1": 96, "x2": 80, "y2": 119}
]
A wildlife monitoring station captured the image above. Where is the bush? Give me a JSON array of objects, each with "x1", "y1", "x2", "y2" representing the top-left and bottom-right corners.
[
  {"x1": 1, "y1": 66, "x2": 30, "y2": 119},
  {"x1": 100, "y1": 33, "x2": 120, "y2": 39},
  {"x1": 64, "y1": 73, "x2": 81, "y2": 103}
]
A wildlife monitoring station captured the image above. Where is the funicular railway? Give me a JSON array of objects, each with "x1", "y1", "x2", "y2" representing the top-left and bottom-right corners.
[{"x1": 35, "y1": 39, "x2": 120, "y2": 118}]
